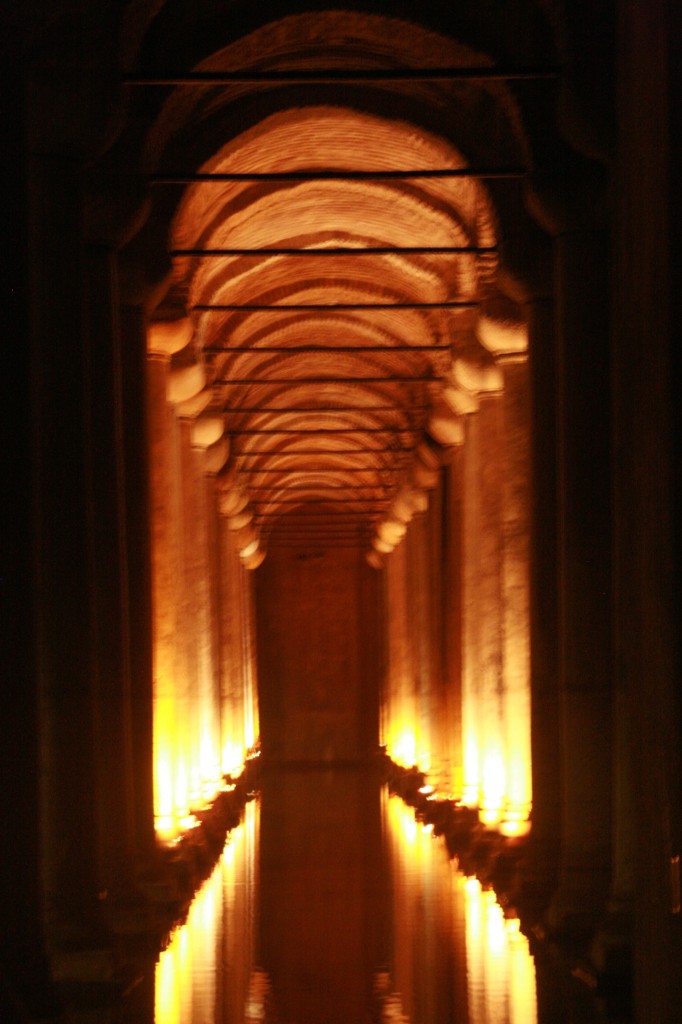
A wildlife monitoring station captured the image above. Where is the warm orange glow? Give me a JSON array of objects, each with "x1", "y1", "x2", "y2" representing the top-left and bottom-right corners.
[
  {"x1": 464, "y1": 877, "x2": 537, "y2": 1024},
  {"x1": 461, "y1": 651, "x2": 532, "y2": 832},
  {"x1": 385, "y1": 725, "x2": 417, "y2": 771},
  {"x1": 155, "y1": 802, "x2": 258, "y2": 1021},
  {"x1": 480, "y1": 746, "x2": 507, "y2": 826},
  {"x1": 386, "y1": 793, "x2": 537, "y2": 1022}
]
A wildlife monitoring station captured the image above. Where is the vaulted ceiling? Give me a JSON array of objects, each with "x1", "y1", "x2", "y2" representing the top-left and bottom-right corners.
[{"x1": 125, "y1": 9, "x2": 557, "y2": 564}]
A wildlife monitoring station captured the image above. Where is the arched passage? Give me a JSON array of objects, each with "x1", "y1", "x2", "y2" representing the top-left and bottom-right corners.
[
  {"x1": 138, "y1": 11, "x2": 535, "y2": 843},
  {"x1": 4, "y1": 3, "x2": 681, "y2": 1020}
]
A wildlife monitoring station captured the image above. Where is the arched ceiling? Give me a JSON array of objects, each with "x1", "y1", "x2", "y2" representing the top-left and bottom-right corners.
[{"x1": 139, "y1": 10, "x2": 531, "y2": 565}]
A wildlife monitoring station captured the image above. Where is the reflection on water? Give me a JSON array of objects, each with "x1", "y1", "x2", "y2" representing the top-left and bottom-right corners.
[
  {"x1": 385, "y1": 795, "x2": 536, "y2": 1024},
  {"x1": 156, "y1": 801, "x2": 258, "y2": 1024},
  {"x1": 154, "y1": 769, "x2": 539, "y2": 1024}
]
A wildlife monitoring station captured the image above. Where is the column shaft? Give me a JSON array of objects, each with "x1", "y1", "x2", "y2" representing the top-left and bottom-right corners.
[
  {"x1": 29, "y1": 153, "x2": 105, "y2": 948},
  {"x1": 550, "y1": 229, "x2": 613, "y2": 931},
  {"x1": 500, "y1": 359, "x2": 532, "y2": 833},
  {"x1": 85, "y1": 245, "x2": 136, "y2": 894},
  {"x1": 441, "y1": 452, "x2": 464, "y2": 797},
  {"x1": 120, "y1": 304, "x2": 155, "y2": 865},
  {"x1": 0, "y1": 66, "x2": 59, "y2": 1013},
  {"x1": 526, "y1": 294, "x2": 562, "y2": 892},
  {"x1": 147, "y1": 353, "x2": 184, "y2": 833},
  {"x1": 218, "y1": 518, "x2": 247, "y2": 773}
]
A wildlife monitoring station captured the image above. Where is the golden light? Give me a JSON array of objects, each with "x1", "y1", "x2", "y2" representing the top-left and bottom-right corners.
[
  {"x1": 463, "y1": 877, "x2": 537, "y2": 1024},
  {"x1": 155, "y1": 802, "x2": 258, "y2": 1022},
  {"x1": 479, "y1": 747, "x2": 507, "y2": 827},
  {"x1": 386, "y1": 726, "x2": 418, "y2": 770},
  {"x1": 386, "y1": 793, "x2": 537, "y2": 1023}
]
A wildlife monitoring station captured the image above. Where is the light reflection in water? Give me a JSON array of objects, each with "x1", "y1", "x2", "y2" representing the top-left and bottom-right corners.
[
  {"x1": 155, "y1": 801, "x2": 258, "y2": 1024},
  {"x1": 154, "y1": 776, "x2": 537, "y2": 1024}
]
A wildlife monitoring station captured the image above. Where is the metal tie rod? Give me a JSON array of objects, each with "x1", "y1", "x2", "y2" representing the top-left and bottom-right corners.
[
  {"x1": 236, "y1": 447, "x2": 406, "y2": 454},
  {"x1": 229, "y1": 427, "x2": 420, "y2": 434},
  {"x1": 241, "y1": 467, "x2": 401, "y2": 473},
  {"x1": 223, "y1": 403, "x2": 425, "y2": 411},
  {"x1": 215, "y1": 376, "x2": 436, "y2": 385},
  {"x1": 173, "y1": 245, "x2": 495, "y2": 257},
  {"x1": 195, "y1": 301, "x2": 476, "y2": 311},
  {"x1": 205, "y1": 344, "x2": 449, "y2": 354},
  {"x1": 151, "y1": 167, "x2": 525, "y2": 183},
  {"x1": 255, "y1": 512, "x2": 379, "y2": 518},
  {"x1": 123, "y1": 67, "x2": 560, "y2": 85},
  {"x1": 248, "y1": 485, "x2": 391, "y2": 491},
  {"x1": 250, "y1": 498, "x2": 389, "y2": 505}
]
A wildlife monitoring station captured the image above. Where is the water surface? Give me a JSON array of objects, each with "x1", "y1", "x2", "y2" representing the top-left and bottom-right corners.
[{"x1": 155, "y1": 768, "x2": 552, "y2": 1024}]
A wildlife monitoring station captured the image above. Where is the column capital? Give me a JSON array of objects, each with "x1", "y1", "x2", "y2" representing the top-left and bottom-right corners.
[
  {"x1": 147, "y1": 318, "x2": 193, "y2": 358},
  {"x1": 476, "y1": 293, "x2": 528, "y2": 361}
]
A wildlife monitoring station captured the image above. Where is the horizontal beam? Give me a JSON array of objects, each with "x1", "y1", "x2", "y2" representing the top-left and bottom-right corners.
[
  {"x1": 250, "y1": 498, "x2": 389, "y2": 505},
  {"x1": 267, "y1": 534, "x2": 369, "y2": 538},
  {"x1": 262, "y1": 532, "x2": 366, "y2": 540},
  {"x1": 151, "y1": 167, "x2": 525, "y2": 183},
  {"x1": 206, "y1": 344, "x2": 449, "y2": 354},
  {"x1": 253, "y1": 512, "x2": 376, "y2": 520},
  {"x1": 173, "y1": 245, "x2": 495, "y2": 257},
  {"x1": 248, "y1": 486, "x2": 388, "y2": 493},
  {"x1": 224, "y1": 405, "x2": 427, "y2": 413},
  {"x1": 195, "y1": 301, "x2": 476, "y2": 311},
  {"x1": 268, "y1": 542, "x2": 367, "y2": 548},
  {"x1": 123, "y1": 67, "x2": 559, "y2": 85},
  {"x1": 241, "y1": 467, "x2": 400, "y2": 473},
  {"x1": 255, "y1": 513, "x2": 377, "y2": 519},
  {"x1": 216, "y1": 376, "x2": 436, "y2": 385},
  {"x1": 229, "y1": 427, "x2": 420, "y2": 434},
  {"x1": 236, "y1": 447, "x2": 405, "y2": 454}
]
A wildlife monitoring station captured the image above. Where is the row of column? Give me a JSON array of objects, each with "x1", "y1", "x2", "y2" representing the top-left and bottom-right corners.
[
  {"x1": 27, "y1": 149, "x2": 158, "y2": 973},
  {"x1": 382, "y1": 219, "x2": 627, "y2": 941},
  {"x1": 147, "y1": 335, "x2": 259, "y2": 841},
  {"x1": 25, "y1": 146, "x2": 258, "y2": 991},
  {"x1": 381, "y1": 354, "x2": 532, "y2": 839}
]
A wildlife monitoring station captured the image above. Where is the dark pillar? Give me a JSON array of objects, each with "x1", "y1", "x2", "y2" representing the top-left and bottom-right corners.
[
  {"x1": 119, "y1": 303, "x2": 156, "y2": 869},
  {"x1": 85, "y1": 245, "x2": 138, "y2": 900},
  {"x1": 524, "y1": 288, "x2": 562, "y2": 904},
  {"x1": 612, "y1": 1, "x2": 681, "y2": 1015},
  {"x1": 29, "y1": 149, "x2": 110, "y2": 960},
  {"x1": 0, "y1": 45, "x2": 62, "y2": 1018},
  {"x1": 441, "y1": 451, "x2": 464, "y2": 797},
  {"x1": 548, "y1": 219, "x2": 613, "y2": 935}
]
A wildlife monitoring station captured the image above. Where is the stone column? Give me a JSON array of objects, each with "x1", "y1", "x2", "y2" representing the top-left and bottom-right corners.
[
  {"x1": 177, "y1": 416, "x2": 203, "y2": 808},
  {"x1": 461, "y1": 408, "x2": 483, "y2": 807},
  {"x1": 218, "y1": 515, "x2": 247, "y2": 774},
  {"x1": 440, "y1": 450, "x2": 464, "y2": 797},
  {"x1": 84, "y1": 244, "x2": 137, "y2": 898},
  {"x1": 524, "y1": 290, "x2": 562, "y2": 898},
  {"x1": 499, "y1": 356, "x2": 532, "y2": 836},
  {"x1": 0, "y1": 57, "x2": 61, "y2": 1016},
  {"x1": 548, "y1": 222, "x2": 613, "y2": 935},
  {"x1": 384, "y1": 540, "x2": 416, "y2": 767},
  {"x1": 146, "y1": 319, "x2": 192, "y2": 835},
  {"x1": 241, "y1": 563, "x2": 260, "y2": 753},
  {"x1": 189, "y1": 421, "x2": 227, "y2": 799},
  {"x1": 29, "y1": 146, "x2": 107, "y2": 955},
  {"x1": 476, "y1": 394, "x2": 506, "y2": 825},
  {"x1": 119, "y1": 303, "x2": 156, "y2": 867},
  {"x1": 476, "y1": 303, "x2": 533, "y2": 836},
  {"x1": 407, "y1": 501, "x2": 436, "y2": 775}
]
